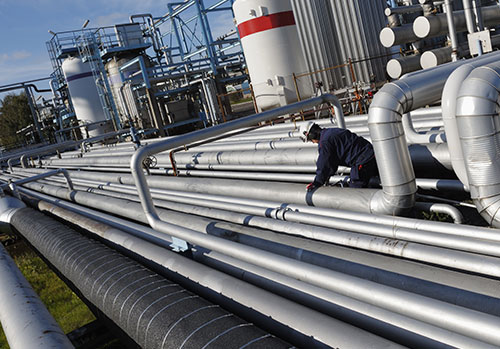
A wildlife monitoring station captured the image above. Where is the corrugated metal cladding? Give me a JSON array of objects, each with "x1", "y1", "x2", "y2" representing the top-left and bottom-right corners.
[{"x1": 291, "y1": 0, "x2": 390, "y2": 91}]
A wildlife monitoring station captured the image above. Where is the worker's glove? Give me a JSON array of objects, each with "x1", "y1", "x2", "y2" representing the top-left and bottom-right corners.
[{"x1": 306, "y1": 182, "x2": 319, "y2": 192}]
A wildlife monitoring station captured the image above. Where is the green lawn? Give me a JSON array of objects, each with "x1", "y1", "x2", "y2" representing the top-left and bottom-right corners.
[{"x1": 0, "y1": 240, "x2": 95, "y2": 348}]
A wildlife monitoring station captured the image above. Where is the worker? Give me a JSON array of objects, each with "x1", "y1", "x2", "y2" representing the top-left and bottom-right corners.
[{"x1": 300, "y1": 122, "x2": 378, "y2": 191}]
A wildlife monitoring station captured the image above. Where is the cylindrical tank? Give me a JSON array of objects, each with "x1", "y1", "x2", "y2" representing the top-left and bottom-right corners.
[
  {"x1": 62, "y1": 56, "x2": 111, "y2": 137},
  {"x1": 233, "y1": 0, "x2": 313, "y2": 111}
]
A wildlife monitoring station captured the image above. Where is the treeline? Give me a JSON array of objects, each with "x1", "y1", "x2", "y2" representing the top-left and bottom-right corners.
[{"x1": 0, "y1": 93, "x2": 33, "y2": 150}]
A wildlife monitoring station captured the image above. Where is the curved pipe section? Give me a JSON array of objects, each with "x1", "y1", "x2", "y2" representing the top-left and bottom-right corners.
[
  {"x1": 368, "y1": 55, "x2": 492, "y2": 215},
  {"x1": 415, "y1": 202, "x2": 464, "y2": 224},
  {"x1": 456, "y1": 63, "x2": 500, "y2": 227},
  {"x1": 441, "y1": 51, "x2": 500, "y2": 190}
]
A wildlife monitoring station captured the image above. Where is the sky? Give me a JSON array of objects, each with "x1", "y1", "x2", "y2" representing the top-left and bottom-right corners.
[{"x1": 0, "y1": 0, "x2": 236, "y2": 99}]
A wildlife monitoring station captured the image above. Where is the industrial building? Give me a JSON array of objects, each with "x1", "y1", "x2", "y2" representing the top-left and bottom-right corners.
[{"x1": 1, "y1": 0, "x2": 500, "y2": 348}]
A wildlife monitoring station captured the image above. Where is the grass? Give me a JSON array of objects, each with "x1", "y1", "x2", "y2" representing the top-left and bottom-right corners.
[{"x1": 0, "y1": 239, "x2": 96, "y2": 349}]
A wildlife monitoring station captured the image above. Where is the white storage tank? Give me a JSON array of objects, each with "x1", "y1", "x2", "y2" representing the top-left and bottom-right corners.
[
  {"x1": 233, "y1": 0, "x2": 313, "y2": 111},
  {"x1": 62, "y1": 56, "x2": 112, "y2": 137}
]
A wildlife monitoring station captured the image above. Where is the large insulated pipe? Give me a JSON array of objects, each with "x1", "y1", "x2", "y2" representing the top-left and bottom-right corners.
[
  {"x1": 441, "y1": 50, "x2": 500, "y2": 189},
  {"x1": 380, "y1": 25, "x2": 421, "y2": 48},
  {"x1": 9, "y1": 207, "x2": 294, "y2": 349},
  {"x1": 386, "y1": 56, "x2": 422, "y2": 79},
  {"x1": 413, "y1": 5, "x2": 500, "y2": 38},
  {"x1": 420, "y1": 47, "x2": 455, "y2": 69},
  {"x1": 455, "y1": 62, "x2": 500, "y2": 227},
  {"x1": 367, "y1": 54, "x2": 495, "y2": 215},
  {"x1": 0, "y1": 197, "x2": 73, "y2": 349}
]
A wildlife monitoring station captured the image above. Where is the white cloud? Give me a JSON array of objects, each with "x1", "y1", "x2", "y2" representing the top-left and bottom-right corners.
[
  {"x1": 0, "y1": 59, "x2": 52, "y2": 86},
  {"x1": 0, "y1": 51, "x2": 32, "y2": 65},
  {"x1": 12, "y1": 51, "x2": 31, "y2": 60},
  {"x1": 94, "y1": 12, "x2": 130, "y2": 27}
]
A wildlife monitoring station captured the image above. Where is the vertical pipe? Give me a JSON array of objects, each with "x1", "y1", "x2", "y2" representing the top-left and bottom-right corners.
[
  {"x1": 472, "y1": 0, "x2": 484, "y2": 31},
  {"x1": 462, "y1": 0, "x2": 477, "y2": 33},
  {"x1": 444, "y1": 0, "x2": 459, "y2": 61},
  {"x1": 23, "y1": 85, "x2": 45, "y2": 143}
]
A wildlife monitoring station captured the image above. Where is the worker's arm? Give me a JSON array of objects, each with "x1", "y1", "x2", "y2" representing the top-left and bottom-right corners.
[{"x1": 309, "y1": 143, "x2": 338, "y2": 189}]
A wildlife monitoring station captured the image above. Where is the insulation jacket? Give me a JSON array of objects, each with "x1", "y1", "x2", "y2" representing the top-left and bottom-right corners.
[{"x1": 9, "y1": 207, "x2": 289, "y2": 349}]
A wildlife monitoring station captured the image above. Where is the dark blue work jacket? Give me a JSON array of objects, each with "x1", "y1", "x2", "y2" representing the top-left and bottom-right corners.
[{"x1": 313, "y1": 128, "x2": 375, "y2": 186}]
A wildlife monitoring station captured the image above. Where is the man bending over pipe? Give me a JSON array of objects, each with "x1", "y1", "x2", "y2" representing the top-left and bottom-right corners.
[{"x1": 301, "y1": 122, "x2": 378, "y2": 191}]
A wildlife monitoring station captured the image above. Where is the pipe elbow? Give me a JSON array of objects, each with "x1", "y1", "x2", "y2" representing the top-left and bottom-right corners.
[
  {"x1": 370, "y1": 189, "x2": 415, "y2": 216},
  {"x1": 456, "y1": 63, "x2": 500, "y2": 227},
  {"x1": 475, "y1": 197, "x2": 500, "y2": 228}
]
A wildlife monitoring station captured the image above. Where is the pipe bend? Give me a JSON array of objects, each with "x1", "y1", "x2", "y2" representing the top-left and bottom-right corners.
[
  {"x1": 368, "y1": 83, "x2": 417, "y2": 216},
  {"x1": 456, "y1": 62, "x2": 500, "y2": 227}
]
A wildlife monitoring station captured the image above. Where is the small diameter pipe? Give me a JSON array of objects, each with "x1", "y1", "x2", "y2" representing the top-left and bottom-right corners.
[
  {"x1": 0, "y1": 230, "x2": 74, "y2": 349},
  {"x1": 472, "y1": 0, "x2": 484, "y2": 30},
  {"x1": 462, "y1": 0, "x2": 477, "y2": 33},
  {"x1": 14, "y1": 175, "x2": 500, "y2": 282},
  {"x1": 444, "y1": 0, "x2": 459, "y2": 61},
  {"x1": 16, "y1": 181, "x2": 500, "y2": 312},
  {"x1": 415, "y1": 202, "x2": 464, "y2": 224},
  {"x1": 402, "y1": 113, "x2": 446, "y2": 144},
  {"x1": 29, "y1": 172, "x2": 487, "y2": 260}
]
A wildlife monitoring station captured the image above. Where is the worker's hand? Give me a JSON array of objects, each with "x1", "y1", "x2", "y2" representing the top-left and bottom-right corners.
[{"x1": 306, "y1": 182, "x2": 318, "y2": 192}]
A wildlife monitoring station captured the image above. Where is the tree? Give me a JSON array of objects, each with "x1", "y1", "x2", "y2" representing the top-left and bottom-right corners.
[{"x1": 0, "y1": 93, "x2": 33, "y2": 149}]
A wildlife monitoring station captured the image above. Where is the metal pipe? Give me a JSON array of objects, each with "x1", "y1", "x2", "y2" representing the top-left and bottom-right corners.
[
  {"x1": 385, "y1": 5, "x2": 423, "y2": 16},
  {"x1": 0, "y1": 240, "x2": 74, "y2": 349},
  {"x1": 379, "y1": 25, "x2": 421, "y2": 48},
  {"x1": 455, "y1": 62, "x2": 500, "y2": 227},
  {"x1": 82, "y1": 182, "x2": 500, "y2": 260},
  {"x1": 367, "y1": 53, "x2": 496, "y2": 216},
  {"x1": 462, "y1": 0, "x2": 477, "y2": 33},
  {"x1": 413, "y1": 5, "x2": 500, "y2": 38},
  {"x1": 31, "y1": 199, "x2": 403, "y2": 349},
  {"x1": 402, "y1": 113, "x2": 446, "y2": 144},
  {"x1": 415, "y1": 202, "x2": 464, "y2": 224},
  {"x1": 441, "y1": 51, "x2": 500, "y2": 190},
  {"x1": 0, "y1": 195, "x2": 73, "y2": 348},
  {"x1": 444, "y1": 0, "x2": 459, "y2": 61},
  {"x1": 11, "y1": 175, "x2": 500, "y2": 304},
  {"x1": 472, "y1": 0, "x2": 484, "y2": 30},
  {"x1": 7, "y1": 176, "x2": 500, "y2": 344},
  {"x1": 386, "y1": 56, "x2": 422, "y2": 80},
  {"x1": 196, "y1": 251, "x2": 497, "y2": 349},
  {"x1": 11, "y1": 169, "x2": 475, "y2": 238}
]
